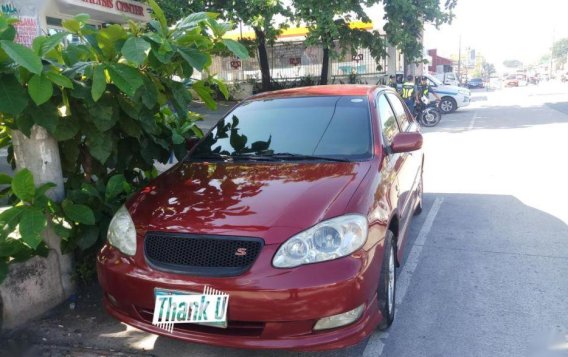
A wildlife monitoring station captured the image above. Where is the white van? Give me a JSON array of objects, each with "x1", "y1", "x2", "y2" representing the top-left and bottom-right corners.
[
  {"x1": 434, "y1": 72, "x2": 459, "y2": 86},
  {"x1": 425, "y1": 74, "x2": 471, "y2": 113}
]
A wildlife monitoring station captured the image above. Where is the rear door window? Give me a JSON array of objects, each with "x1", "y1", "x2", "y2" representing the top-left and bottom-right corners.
[
  {"x1": 377, "y1": 94, "x2": 400, "y2": 145},
  {"x1": 386, "y1": 93, "x2": 411, "y2": 132}
]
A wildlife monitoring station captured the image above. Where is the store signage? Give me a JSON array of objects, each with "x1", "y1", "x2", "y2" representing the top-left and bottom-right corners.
[
  {"x1": 60, "y1": 0, "x2": 150, "y2": 21},
  {"x1": 80, "y1": 0, "x2": 145, "y2": 17}
]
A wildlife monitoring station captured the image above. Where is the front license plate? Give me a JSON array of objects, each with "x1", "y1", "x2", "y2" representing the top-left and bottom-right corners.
[{"x1": 152, "y1": 287, "x2": 229, "y2": 332}]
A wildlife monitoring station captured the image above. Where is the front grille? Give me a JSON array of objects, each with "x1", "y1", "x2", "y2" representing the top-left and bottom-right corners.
[
  {"x1": 136, "y1": 306, "x2": 265, "y2": 337},
  {"x1": 144, "y1": 232, "x2": 263, "y2": 276}
]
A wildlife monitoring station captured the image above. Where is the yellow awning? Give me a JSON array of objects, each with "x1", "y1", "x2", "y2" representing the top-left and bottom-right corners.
[{"x1": 223, "y1": 21, "x2": 373, "y2": 40}]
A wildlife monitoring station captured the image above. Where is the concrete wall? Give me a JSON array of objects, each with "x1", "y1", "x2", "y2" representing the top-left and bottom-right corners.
[{"x1": 0, "y1": 251, "x2": 69, "y2": 330}]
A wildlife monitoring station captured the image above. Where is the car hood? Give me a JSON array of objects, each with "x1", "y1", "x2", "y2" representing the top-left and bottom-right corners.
[{"x1": 128, "y1": 161, "x2": 371, "y2": 244}]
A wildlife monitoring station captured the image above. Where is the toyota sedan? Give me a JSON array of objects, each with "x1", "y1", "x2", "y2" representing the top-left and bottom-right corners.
[{"x1": 97, "y1": 85, "x2": 424, "y2": 351}]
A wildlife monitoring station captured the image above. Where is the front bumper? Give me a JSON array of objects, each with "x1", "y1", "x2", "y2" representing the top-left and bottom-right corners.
[{"x1": 97, "y1": 242, "x2": 383, "y2": 351}]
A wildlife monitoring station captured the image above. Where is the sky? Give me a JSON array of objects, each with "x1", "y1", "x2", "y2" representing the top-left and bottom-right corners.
[{"x1": 421, "y1": 0, "x2": 568, "y2": 67}]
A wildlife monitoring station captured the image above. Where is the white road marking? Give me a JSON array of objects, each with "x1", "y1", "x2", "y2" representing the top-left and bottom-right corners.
[
  {"x1": 363, "y1": 332, "x2": 388, "y2": 357},
  {"x1": 468, "y1": 111, "x2": 478, "y2": 130},
  {"x1": 363, "y1": 197, "x2": 444, "y2": 357}
]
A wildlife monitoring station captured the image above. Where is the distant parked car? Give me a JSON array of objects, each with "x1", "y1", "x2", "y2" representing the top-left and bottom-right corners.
[
  {"x1": 504, "y1": 75, "x2": 519, "y2": 87},
  {"x1": 467, "y1": 78, "x2": 484, "y2": 89}
]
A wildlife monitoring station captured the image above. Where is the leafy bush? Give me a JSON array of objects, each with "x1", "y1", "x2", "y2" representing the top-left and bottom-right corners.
[{"x1": 0, "y1": 1, "x2": 248, "y2": 283}]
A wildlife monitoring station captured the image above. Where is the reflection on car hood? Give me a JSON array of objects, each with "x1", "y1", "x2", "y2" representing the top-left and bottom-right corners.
[{"x1": 128, "y1": 161, "x2": 371, "y2": 244}]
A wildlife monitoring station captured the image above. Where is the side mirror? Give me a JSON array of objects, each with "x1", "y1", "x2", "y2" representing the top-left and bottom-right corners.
[
  {"x1": 186, "y1": 137, "x2": 200, "y2": 151},
  {"x1": 391, "y1": 132, "x2": 423, "y2": 153}
]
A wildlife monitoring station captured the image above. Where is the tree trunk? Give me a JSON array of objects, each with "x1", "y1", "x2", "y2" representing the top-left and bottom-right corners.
[
  {"x1": 321, "y1": 47, "x2": 330, "y2": 85},
  {"x1": 254, "y1": 27, "x2": 271, "y2": 92}
]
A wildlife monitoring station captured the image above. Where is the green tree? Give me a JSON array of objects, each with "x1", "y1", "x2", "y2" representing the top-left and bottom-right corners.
[
  {"x1": 296, "y1": 0, "x2": 456, "y2": 84},
  {"x1": 294, "y1": 1, "x2": 387, "y2": 85},
  {"x1": 0, "y1": 2, "x2": 248, "y2": 282},
  {"x1": 169, "y1": 0, "x2": 292, "y2": 92},
  {"x1": 154, "y1": 0, "x2": 207, "y2": 24},
  {"x1": 382, "y1": 0, "x2": 457, "y2": 64},
  {"x1": 552, "y1": 38, "x2": 568, "y2": 67}
]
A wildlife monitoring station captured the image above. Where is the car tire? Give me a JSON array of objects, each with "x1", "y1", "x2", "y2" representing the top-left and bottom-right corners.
[
  {"x1": 440, "y1": 97, "x2": 457, "y2": 114},
  {"x1": 377, "y1": 230, "x2": 396, "y2": 330},
  {"x1": 414, "y1": 173, "x2": 423, "y2": 215}
]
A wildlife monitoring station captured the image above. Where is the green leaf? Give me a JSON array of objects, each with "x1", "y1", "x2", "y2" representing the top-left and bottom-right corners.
[
  {"x1": 45, "y1": 71, "x2": 73, "y2": 89},
  {"x1": 140, "y1": 76, "x2": 158, "y2": 109},
  {"x1": 192, "y1": 80, "x2": 216, "y2": 110},
  {"x1": 177, "y1": 48, "x2": 209, "y2": 71},
  {"x1": 0, "y1": 173, "x2": 12, "y2": 185},
  {"x1": 78, "y1": 226, "x2": 99, "y2": 250},
  {"x1": 121, "y1": 37, "x2": 151, "y2": 66},
  {"x1": 39, "y1": 32, "x2": 68, "y2": 55},
  {"x1": 0, "y1": 25, "x2": 16, "y2": 41},
  {"x1": 53, "y1": 117, "x2": 80, "y2": 141},
  {"x1": 88, "y1": 100, "x2": 116, "y2": 132},
  {"x1": 35, "y1": 182, "x2": 57, "y2": 198},
  {"x1": 15, "y1": 114, "x2": 35, "y2": 137},
  {"x1": 0, "y1": 206, "x2": 25, "y2": 230},
  {"x1": 148, "y1": 0, "x2": 167, "y2": 34},
  {"x1": 106, "y1": 63, "x2": 143, "y2": 97},
  {"x1": 12, "y1": 169, "x2": 35, "y2": 202},
  {"x1": 62, "y1": 19, "x2": 81, "y2": 33},
  {"x1": 91, "y1": 65, "x2": 106, "y2": 102},
  {"x1": 0, "y1": 260, "x2": 7, "y2": 284},
  {"x1": 28, "y1": 74, "x2": 53, "y2": 106},
  {"x1": 0, "y1": 40, "x2": 43, "y2": 74},
  {"x1": 53, "y1": 222, "x2": 73, "y2": 239},
  {"x1": 172, "y1": 131, "x2": 185, "y2": 145},
  {"x1": 213, "y1": 78, "x2": 229, "y2": 100},
  {"x1": 222, "y1": 39, "x2": 250, "y2": 59},
  {"x1": 19, "y1": 208, "x2": 47, "y2": 249},
  {"x1": 105, "y1": 174, "x2": 126, "y2": 201},
  {"x1": 0, "y1": 75, "x2": 29, "y2": 115},
  {"x1": 86, "y1": 130, "x2": 113, "y2": 164},
  {"x1": 30, "y1": 104, "x2": 60, "y2": 134},
  {"x1": 62, "y1": 201, "x2": 96, "y2": 225}
]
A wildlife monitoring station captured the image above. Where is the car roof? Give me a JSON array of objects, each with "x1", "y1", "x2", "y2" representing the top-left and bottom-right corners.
[{"x1": 249, "y1": 85, "x2": 384, "y2": 101}]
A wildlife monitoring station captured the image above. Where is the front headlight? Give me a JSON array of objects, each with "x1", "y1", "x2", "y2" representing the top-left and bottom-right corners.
[
  {"x1": 273, "y1": 214, "x2": 368, "y2": 268},
  {"x1": 107, "y1": 205, "x2": 137, "y2": 256}
]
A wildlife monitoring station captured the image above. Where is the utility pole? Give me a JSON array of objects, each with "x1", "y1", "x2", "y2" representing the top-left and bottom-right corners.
[
  {"x1": 550, "y1": 27, "x2": 555, "y2": 78},
  {"x1": 457, "y1": 35, "x2": 462, "y2": 85}
]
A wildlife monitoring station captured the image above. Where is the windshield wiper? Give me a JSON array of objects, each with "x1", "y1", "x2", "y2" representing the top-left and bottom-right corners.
[
  {"x1": 268, "y1": 153, "x2": 350, "y2": 162},
  {"x1": 190, "y1": 152, "x2": 231, "y2": 161}
]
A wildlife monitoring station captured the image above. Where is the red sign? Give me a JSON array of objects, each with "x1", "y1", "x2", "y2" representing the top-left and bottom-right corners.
[
  {"x1": 230, "y1": 60, "x2": 241, "y2": 69},
  {"x1": 289, "y1": 57, "x2": 301, "y2": 66},
  {"x1": 14, "y1": 17, "x2": 38, "y2": 48}
]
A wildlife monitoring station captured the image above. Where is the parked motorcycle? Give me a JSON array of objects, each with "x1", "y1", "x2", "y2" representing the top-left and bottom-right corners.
[{"x1": 414, "y1": 96, "x2": 442, "y2": 127}]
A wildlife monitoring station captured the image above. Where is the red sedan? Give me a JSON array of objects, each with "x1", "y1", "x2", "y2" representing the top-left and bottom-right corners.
[{"x1": 97, "y1": 85, "x2": 424, "y2": 351}]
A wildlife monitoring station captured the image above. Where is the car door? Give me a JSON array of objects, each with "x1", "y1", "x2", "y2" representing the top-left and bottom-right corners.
[{"x1": 384, "y1": 93, "x2": 422, "y2": 237}]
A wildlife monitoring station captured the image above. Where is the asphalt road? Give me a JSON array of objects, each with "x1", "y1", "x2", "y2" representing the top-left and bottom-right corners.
[{"x1": 4, "y1": 83, "x2": 568, "y2": 357}]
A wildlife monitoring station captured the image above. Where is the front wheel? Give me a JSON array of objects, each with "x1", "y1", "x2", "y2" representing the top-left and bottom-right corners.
[
  {"x1": 439, "y1": 97, "x2": 457, "y2": 114},
  {"x1": 420, "y1": 108, "x2": 441, "y2": 127},
  {"x1": 377, "y1": 231, "x2": 396, "y2": 330}
]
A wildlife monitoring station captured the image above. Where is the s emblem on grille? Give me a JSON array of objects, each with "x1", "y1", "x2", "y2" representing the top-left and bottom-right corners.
[{"x1": 235, "y1": 248, "x2": 247, "y2": 256}]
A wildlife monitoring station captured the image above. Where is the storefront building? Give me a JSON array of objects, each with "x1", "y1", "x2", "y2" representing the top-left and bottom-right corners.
[{"x1": 1, "y1": 0, "x2": 150, "y2": 46}]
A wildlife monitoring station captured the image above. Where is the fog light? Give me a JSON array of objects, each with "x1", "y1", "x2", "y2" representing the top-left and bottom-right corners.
[{"x1": 313, "y1": 304, "x2": 365, "y2": 331}]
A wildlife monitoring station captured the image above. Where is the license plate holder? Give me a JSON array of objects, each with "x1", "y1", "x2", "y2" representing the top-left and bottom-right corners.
[{"x1": 153, "y1": 287, "x2": 229, "y2": 331}]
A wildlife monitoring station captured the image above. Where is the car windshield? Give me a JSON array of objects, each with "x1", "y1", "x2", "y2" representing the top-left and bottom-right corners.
[
  {"x1": 190, "y1": 96, "x2": 372, "y2": 161},
  {"x1": 429, "y1": 76, "x2": 443, "y2": 85}
]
